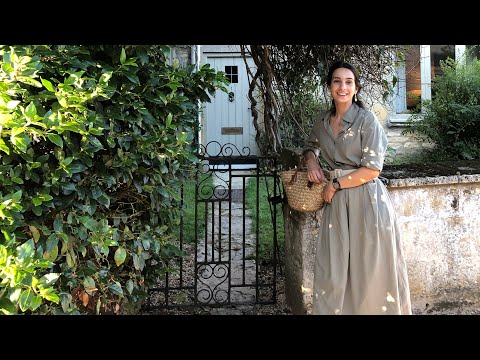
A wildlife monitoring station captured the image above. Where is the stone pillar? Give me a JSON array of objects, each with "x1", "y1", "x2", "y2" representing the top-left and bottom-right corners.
[{"x1": 283, "y1": 204, "x2": 322, "y2": 315}]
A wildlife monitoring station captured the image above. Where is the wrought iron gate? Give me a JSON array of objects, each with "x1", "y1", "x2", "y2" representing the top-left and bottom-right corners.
[{"x1": 144, "y1": 142, "x2": 283, "y2": 310}]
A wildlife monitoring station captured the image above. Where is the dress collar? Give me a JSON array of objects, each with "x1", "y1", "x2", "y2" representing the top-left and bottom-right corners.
[
  {"x1": 323, "y1": 102, "x2": 361, "y2": 125},
  {"x1": 342, "y1": 102, "x2": 361, "y2": 124}
]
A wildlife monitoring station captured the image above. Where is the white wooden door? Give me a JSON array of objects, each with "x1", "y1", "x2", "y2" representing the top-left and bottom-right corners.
[{"x1": 204, "y1": 56, "x2": 258, "y2": 156}]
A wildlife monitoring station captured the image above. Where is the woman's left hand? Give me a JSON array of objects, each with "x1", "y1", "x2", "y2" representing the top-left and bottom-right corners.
[{"x1": 322, "y1": 181, "x2": 337, "y2": 204}]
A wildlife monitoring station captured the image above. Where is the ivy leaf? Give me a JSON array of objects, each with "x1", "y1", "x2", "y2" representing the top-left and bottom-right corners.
[
  {"x1": 10, "y1": 132, "x2": 30, "y2": 153},
  {"x1": 32, "y1": 206, "x2": 42, "y2": 216},
  {"x1": 120, "y1": 48, "x2": 126, "y2": 65},
  {"x1": 43, "y1": 245, "x2": 58, "y2": 262},
  {"x1": 42, "y1": 289, "x2": 59, "y2": 304},
  {"x1": 91, "y1": 186, "x2": 103, "y2": 199},
  {"x1": 47, "y1": 134, "x2": 63, "y2": 148},
  {"x1": 45, "y1": 234, "x2": 58, "y2": 253},
  {"x1": 65, "y1": 75, "x2": 76, "y2": 85},
  {"x1": 109, "y1": 281, "x2": 123, "y2": 297},
  {"x1": 132, "y1": 253, "x2": 140, "y2": 270},
  {"x1": 57, "y1": 95, "x2": 67, "y2": 108},
  {"x1": 11, "y1": 190, "x2": 22, "y2": 202},
  {"x1": 99, "y1": 71, "x2": 112, "y2": 85},
  {"x1": 41, "y1": 78, "x2": 55, "y2": 92},
  {"x1": 39, "y1": 273, "x2": 60, "y2": 286},
  {"x1": 166, "y1": 113, "x2": 172, "y2": 127},
  {"x1": 114, "y1": 247, "x2": 126, "y2": 266},
  {"x1": 68, "y1": 162, "x2": 88, "y2": 174},
  {"x1": 79, "y1": 216, "x2": 97, "y2": 232},
  {"x1": 25, "y1": 102, "x2": 37, "y2": 118},
  {"x1": 16, "y1": 239, "x2": 34, "y2": 263},
  {"x1": 124, "y1": 72, "x2": 139, "y2": 85},
  {"x1": 0, "y1": 138, "x2": 10, "y2": 155},
  {"x1": 1, "y1": 62, "x2": 14, "y2": 74},
  {"x1": 0, "y1": 298, "x2": 17, "y2": 315},
  {"x1": 66, "y1": 252, "x2": 74, "y2": 268},
  {"x1": 19, "y1": 289, "x2": 33, "y2": 312},
  {"x1": 29, "y1": 295, "x2": 42, "y2": 311},
  {"x1": 17, "y1": 76, "x2": 42, "y2": 88},
  {"x1": 29, "y1": 225, "x2": 40, "y2": 243},
  {"x1": 6, "y1": 100, "x2": 20, "y2": 110},
  {"x1": 39, "y1": 194, "x2": 53, "y2": 202},
  {"x1": 126, "y1": 280, "x2": 134, "y2": 294},
  {"x1": 83, "y1": 276, "x2": 97, "y2": 295}
]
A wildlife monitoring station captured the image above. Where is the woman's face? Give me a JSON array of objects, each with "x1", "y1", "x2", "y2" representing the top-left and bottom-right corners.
[{"x1": 329, "y1": 67, "x2": 357, "y2": 106}]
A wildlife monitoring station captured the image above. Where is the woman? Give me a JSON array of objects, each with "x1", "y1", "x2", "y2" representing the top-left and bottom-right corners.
[{"x1": 303, "y1": 61, "x2": 412, "y2": 315}]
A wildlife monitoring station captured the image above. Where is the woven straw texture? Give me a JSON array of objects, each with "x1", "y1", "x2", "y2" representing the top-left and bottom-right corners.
[{"x1": 280, "y1": 169, "x2": 326, "y2": 212}]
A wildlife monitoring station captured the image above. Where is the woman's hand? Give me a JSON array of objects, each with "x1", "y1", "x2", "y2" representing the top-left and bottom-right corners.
[
  {"x1": 305, "y1": 158, "x2": 325, "y2": 184},
  {"x1": 322, "y1": 181, "x2": 337, "y2": 204}
]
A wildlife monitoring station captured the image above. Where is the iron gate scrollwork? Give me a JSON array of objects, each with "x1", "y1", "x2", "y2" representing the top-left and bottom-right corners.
[{"x1": 144, "y1": 142, "x2": 283, "y2": 311}]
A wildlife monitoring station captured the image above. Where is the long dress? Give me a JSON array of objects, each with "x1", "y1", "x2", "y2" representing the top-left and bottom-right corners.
[{"x1": 304, "y1": 103, "x2": 412, "y2": 315}]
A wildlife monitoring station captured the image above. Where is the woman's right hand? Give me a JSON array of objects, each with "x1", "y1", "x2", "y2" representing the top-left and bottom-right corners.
[{"x1": 306, "y1": 159, "x2": 325, "y2": 183}]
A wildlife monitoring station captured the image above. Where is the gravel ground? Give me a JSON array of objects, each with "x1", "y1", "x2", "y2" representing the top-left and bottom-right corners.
[
  {"x1": 140, "y1": 254, "x2": 480, "y2": 316},
  {"x1": 142, "y1": 276, "x2": 480, "y2": 315},
  {"x1": 411, "y1": 300, "x2": 480, "y2": 315},
  {"x1": 141, "y1": 273, "x2": 292, "y2": 315}
]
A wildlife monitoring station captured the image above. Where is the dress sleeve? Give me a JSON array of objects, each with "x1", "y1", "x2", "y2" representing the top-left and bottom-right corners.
[{"x1": 360, "y1": 111, "x2": 388, "y2": 171}]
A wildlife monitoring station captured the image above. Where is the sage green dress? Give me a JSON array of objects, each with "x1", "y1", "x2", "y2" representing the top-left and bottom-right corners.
[{"x1": 304, "y1": 103, "x2": 412, "y2": 315}]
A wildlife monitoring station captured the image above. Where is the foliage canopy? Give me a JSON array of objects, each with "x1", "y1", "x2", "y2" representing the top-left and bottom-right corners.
[{"x1": 0, "y1": 45, "x2": 228, "y2": 314}]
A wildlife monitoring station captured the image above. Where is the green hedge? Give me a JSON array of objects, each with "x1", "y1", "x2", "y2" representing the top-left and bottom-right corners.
[{"x1": 0, "y1": 45, "x2": 228, "y2": 314}]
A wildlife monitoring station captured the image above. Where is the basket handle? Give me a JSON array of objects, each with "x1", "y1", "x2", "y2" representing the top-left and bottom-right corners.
[{"x1": 289, "y1": 166, "x2": 315, "y2": 189}]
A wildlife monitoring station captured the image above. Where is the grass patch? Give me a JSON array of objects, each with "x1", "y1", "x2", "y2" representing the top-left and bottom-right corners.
[
  {"x1": 245, "y1": 176, "x2": 284, "y2": 264},
  {"x1": 179, "y1": 171, "x2": 212, "y2": 243}
]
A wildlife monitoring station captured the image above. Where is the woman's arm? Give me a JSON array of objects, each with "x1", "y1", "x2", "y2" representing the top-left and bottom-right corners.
[{"x1": 335, "y1": 167, "x2": 380, "y2": 189}]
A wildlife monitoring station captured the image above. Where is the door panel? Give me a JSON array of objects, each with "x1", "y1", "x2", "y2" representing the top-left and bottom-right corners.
[{"x1": 205, "y1": 56, "x2": 258, "y2": 156}]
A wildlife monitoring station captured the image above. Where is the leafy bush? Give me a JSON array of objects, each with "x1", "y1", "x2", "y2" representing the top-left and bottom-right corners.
[
  {"x1": 403, "y1": 57, "x2": 480, "y2": 160},
  {"x1": 0, "y1": 45, "x2": 228, "y2": 314}
]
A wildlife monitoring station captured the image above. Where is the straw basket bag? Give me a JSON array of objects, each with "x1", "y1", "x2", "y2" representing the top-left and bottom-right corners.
[{"x1": 280, "y1": 168, "x2": 328, "y2": 212}]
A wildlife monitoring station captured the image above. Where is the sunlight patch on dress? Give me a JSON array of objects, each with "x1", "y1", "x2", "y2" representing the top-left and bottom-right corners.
[{"x1": 386, "y1": 292, "x2": 396, "y2": 302}]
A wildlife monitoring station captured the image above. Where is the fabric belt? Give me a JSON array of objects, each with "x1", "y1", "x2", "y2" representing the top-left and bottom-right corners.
[{"x1": 328, "y1": 169, "x2": 356, "y2": 179}]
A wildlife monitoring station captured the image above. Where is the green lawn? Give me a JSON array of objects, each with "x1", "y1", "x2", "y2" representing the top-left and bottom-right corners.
[
  {"x1": 245, "y1": 175, "x2": 284, "y2": 264},
  {"x1": 179, "y1": 171, "x2": 211, "y2": 244}
]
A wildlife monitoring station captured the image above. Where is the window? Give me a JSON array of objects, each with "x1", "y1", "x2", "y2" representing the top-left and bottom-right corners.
[
  {"x1": 224, "y1": 66, "x2": 238, "y2": 83},
  {"x1": 389, "y1": 45, "x2": 466, "y2": 125}
]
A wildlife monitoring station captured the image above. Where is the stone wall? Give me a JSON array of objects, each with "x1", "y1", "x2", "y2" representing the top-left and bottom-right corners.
[
  {"x1": 385, "y1": 126, "x2": 430, "y2": 157},
  {"x1": 284, "y1": 173, "x2": 480, "y2": 314}
]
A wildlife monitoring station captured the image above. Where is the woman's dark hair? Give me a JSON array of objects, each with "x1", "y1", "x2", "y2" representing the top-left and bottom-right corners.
[{"x1": 326, "y1": 61, "x2": 365, "y2": 113}]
